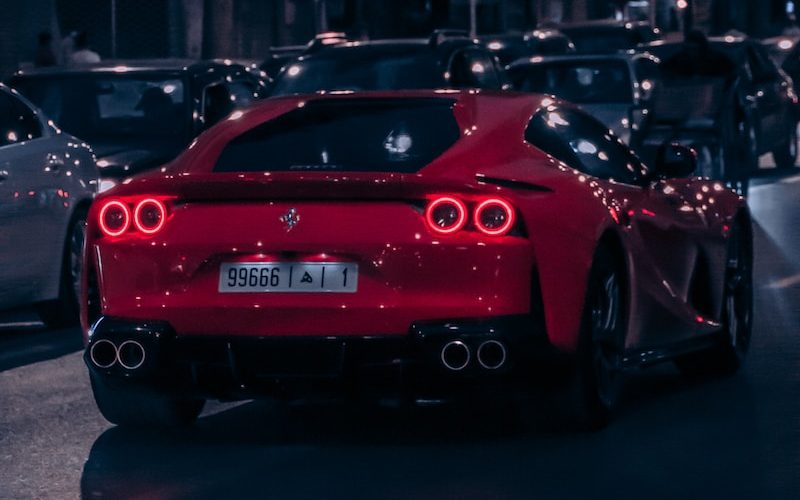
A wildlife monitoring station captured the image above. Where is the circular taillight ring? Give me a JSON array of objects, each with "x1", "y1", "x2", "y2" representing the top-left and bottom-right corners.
[
  {"x1": 133, "y1": 198, "x2": 167, "y2": 235},
  {"x1": 425, "y1": 196, "x2": 467, "y2": 235},
  {"x1": 98, "y1": 200, "x2": 130, "y2": 237},
  {"x1": 474, "y1": 198, "x2": 515, "y2": 236}
]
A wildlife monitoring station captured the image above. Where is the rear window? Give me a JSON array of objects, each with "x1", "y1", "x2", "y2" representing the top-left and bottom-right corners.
[
  {"x1": 269, "y1": 52, "x2": 445, "y2": 96},
  {"x1": 10, "y1": 74, "x2": 189, "y2": 142},
  {"x1": 214, "y1": 99, "x2": 461, "y2": 173},
  {"x1": 510, "y1": 60, "x2": 633, "y2": 104}
]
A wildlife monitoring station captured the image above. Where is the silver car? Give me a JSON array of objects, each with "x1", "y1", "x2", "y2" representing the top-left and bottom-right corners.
[
  {"x1": 506, "y1": 53, "x2": 660, "y2": 147},
  {"x1": 0, "y1": 84, "x2": 98, "y2": 327}
]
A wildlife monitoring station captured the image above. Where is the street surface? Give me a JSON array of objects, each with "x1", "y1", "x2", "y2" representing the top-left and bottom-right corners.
[{"x1": 1, "y1": 169, "x2": 799, "y2": 499}]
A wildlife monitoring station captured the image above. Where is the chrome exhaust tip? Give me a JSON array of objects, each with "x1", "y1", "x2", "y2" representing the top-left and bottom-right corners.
[
  {"x1": 89, "y1": 339, "x2": 118, "y2": 369},
  {"x1": 477, "y1": 340, "x2": 507, "y2": 370},
  {"x1": 117, "y1": 340, "x2": 146, "y2": 370},
  {"x1": 440, "y1": 340, "x2": 471, "y2": 371}
]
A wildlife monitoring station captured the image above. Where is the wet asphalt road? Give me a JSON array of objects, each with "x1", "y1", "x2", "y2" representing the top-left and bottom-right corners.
[{"x1": 1, "y1": 172, "x2": 800, "y2": 500}]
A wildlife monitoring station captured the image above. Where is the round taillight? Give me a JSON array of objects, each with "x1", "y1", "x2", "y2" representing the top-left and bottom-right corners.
[
  {"x1": 425, "y1": 196, "x2": 467, "y2": 234},
  {"x1": 99, "y1": 200, "x2": 130, "y2": 237},
  {"x1": 474, "y1": 198, "x2": 515, "y2": 236},
  {"x1": 133, "y1": 198, "x2": 167, "y2": 235}
]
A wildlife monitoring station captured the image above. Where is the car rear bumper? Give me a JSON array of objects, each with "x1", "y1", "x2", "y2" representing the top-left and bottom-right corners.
[{"x1": 85, "y1": 315, "x2": 563, "y2": 402}]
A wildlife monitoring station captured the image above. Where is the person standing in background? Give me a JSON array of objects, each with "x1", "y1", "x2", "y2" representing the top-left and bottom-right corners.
[
  {"x1": 69, "y1": 31, "x2": 100, "y2": 65},
  {"x1": 61, "y1": 31, "x2": 76, "y2": 64},
  {"x1": 34, "y1": 32, "x2": 57, "y2": 67}
]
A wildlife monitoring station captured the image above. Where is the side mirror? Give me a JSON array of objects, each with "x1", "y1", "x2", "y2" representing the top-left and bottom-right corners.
[{"x1": 655, "y1": 143, "x2": 697, "y2": 179}]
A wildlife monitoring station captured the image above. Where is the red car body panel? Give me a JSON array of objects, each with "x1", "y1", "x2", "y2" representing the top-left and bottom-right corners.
[{"x1": 81, "y1": 90, "x2": 746, "y2": 355}]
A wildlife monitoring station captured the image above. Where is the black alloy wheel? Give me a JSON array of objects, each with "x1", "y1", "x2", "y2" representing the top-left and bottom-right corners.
[
  {"x1": 559, "y1": 245, "x2": 627, "y2": 430},
  {"x1": 36, "y1": 209, "x2": 87, "y2": 328}
]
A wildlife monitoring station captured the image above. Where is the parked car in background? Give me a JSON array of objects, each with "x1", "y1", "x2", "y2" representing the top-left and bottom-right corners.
[
  {"x1": 268, "y1": 32, "x2": 510, "y2": 96},
  {"x1": 507, "y1": 52, "x2": 660, "y2": 146},
  {"x1": 0, "y1": 84, "x2": 97, "y2": 327},
  {"x1": 82, "y1": 91, "x2": 752, "y2": 430},
  {"x1": 550, "y1": 19, "x2": 661, "y2": 54},
  {"x1": 641, "y1": 36, "x2": 799, "y2": 179},
  {"x1": 260, "y1": 32, "x2": 351, "y2": 80},
  {"x1": 479, "y1": 29, "x2": 575, "y2": 65},
  {"x1": 260, "y1": 46, "x2": 306, "y2": 80},
  {"x1": 8, "y1": 60, "x2": 268, "y2": 187}
]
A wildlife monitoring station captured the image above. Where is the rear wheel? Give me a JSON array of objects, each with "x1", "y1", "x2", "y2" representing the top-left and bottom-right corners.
[
  {"x1": 558, "y1": 246, "x2": 626, "y2": 430},
  {"x1": 90, "y1": 372, "x2": 205, "y2": 428},
  {"x1": 676, "y1": 222, "x2": 753, "y2": 375},
  {"x1": 36, "y1": 209, "x2": 87, "y2": 328}
]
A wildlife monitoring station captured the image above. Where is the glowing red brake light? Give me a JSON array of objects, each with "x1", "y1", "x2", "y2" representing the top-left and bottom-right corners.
[
  {"x1": 425, "y1": 196, "x2": 467, "y2": 234},
  {"x1": 98, "y1": 200, "x2": 130, "y2": 237},
  {"x1": 474, "y1": 198, "x2": 515, "y2": 236},
  {"x1": 133, "y1": 198, "x2": 167, "y2": 235}
]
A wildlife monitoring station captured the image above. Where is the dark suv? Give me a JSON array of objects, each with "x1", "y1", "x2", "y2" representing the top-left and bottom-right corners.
[
  {"x1": 552, "y1": 19, "x2": 662, "y2": 54},
  {"x1": 268, "y1": 33, "x2": 510, "y2": 96},
  {"x1": 9, "y1": 60, "x2": 268, "y2": 182},
  {"x1": 641, "y1": 37, "x2": 799, "y2": 177}
]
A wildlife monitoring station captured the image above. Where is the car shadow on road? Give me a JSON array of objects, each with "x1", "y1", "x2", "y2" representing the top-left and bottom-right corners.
[{"x1": 79, "y1": 364, "x2": 772, "y2": 500}]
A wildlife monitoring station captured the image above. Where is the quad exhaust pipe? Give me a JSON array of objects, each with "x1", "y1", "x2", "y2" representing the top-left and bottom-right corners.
[
  {"x1": 89, "y1": 339, "x2": 146, "y2": 370},
  {"x1": 476, "y1": 340, "x2": 507, "y2": 370},
  {"x1": 440, "y1": 340, "x2": 471, "y2": 371},
  {"x1": 440, "y1": 339, "x2": 507, "y2": 371},
  {"x1": 117, "y1": 340, "x2": 146, "y2": 370},
  {"x1": 89, "y1": 339, "x2": 118, "y2": 369}
]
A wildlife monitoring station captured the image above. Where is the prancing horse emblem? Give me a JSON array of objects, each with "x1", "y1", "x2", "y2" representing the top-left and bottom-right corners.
[{"x1": 280, "y1": 208, "x2": 300, "y2": 231}]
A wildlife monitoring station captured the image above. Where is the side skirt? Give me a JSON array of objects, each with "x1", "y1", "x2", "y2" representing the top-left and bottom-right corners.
[{"x1": 622, "y1": 331, "x2": 726, "y2": 369}]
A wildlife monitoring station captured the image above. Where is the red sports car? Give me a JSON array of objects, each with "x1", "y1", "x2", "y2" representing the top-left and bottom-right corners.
[{"x1": 81, "y1": 90, "x2": 752, "y2": 429}]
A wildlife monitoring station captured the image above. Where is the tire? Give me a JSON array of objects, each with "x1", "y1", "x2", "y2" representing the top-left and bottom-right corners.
[
  {"x1": 557, "y1": 245, "x2": 627, "y2": 430},
  {"x1": 36, "y1": 208, "x2": 87, "y2": 328},
  {"x1": 90, "y1": 372, "x2": 205, "y2": 427},
  {"x1": 676, "y1": 221, "x2": 753, "y2": 376},
  {"x1": 773, "y1": 122, "x2": 798, "y2": 170}
]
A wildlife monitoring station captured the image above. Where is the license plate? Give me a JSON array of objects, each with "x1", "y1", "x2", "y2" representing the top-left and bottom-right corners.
[{"x1": 218, "y1": 262, "x2": 358, "y2": 293}]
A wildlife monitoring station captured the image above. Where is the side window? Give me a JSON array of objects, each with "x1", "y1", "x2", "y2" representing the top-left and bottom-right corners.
[
  {"x1": 0, "y1": 90, "x2": 42, "y2": 148},
  {"x1": 525, "y1": 107, "x2": 648, "y2": 184},
  {"x1": 450, "y1": 49, "x2": 502, "y2": 89},
  {"x1": 203, "y1": 82, "x2": 234, "y2": 128}
]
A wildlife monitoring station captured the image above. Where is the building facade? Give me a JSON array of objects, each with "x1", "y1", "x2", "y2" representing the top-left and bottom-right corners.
[{"x1": 1, "y1": 0, "x2": 796, "y2": 75}]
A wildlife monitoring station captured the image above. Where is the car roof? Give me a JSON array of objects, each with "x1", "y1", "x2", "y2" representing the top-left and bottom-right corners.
[
  {"x1": 640, "y1": 35, "x2": 748, "y2": 49},
  {"x1": 299, "y1": 38, "x2": 478, "y2": 59},
  {"x1": 12, "y1": 59, "x2": 242, "y2": 77},
  {"x1": 508, "y1": 52, "x2": 635, "y2": 66},
  {"x1": 509, "y1": 50, "x2": 660, "y2": 69},
  {"x1": 638, "y1": 37, "x2": 751, "y2": 62},
  {"x1": 556, "y1": 19, "x2": 652, "y2": 30},
  {"x1": 480, "y1": 29, "x2": 568, "y2": 43}
]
